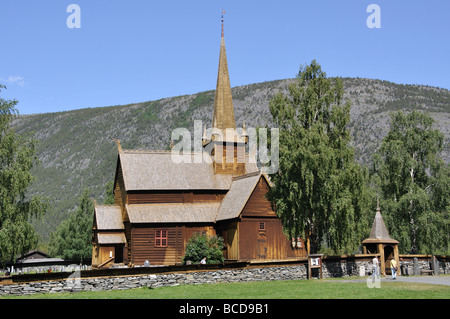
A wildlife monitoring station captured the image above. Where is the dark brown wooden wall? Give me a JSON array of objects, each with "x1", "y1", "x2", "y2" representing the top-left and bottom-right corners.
[
  {"x1": 131, "y1": 225, "x2": 183, "y2": 265},
  {"x1": 127, "y1": 190, "x2": 226, "y2": 204},
  {"x1": 130, "y1": 224, "x2": 216, "y2": 265},
  {"x1": 241, "y1": 177, "x2": 275, "y2": 218},
  {"x1": 238, "y1": 176, "x2": 306, "y2": 260},
  {"x1": 238, "y1": 218, "x2": 306, "y2": 260}
]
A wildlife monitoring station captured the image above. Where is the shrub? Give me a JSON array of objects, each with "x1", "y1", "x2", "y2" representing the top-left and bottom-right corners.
[{"x1": 183, "y1": 233, "x2": 224, "y2": 264}]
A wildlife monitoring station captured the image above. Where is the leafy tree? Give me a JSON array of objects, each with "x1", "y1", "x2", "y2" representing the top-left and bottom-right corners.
[
  {"x1": 372, "y1": 111, "x2": 449, "y2": 254},
  {"x1": 182, "y1": 233, "x2": 224, "y2": 264},
  {"x1": 48, "y1": 189, "x2": 94, "y2": 260},
  {"x1": 0, "y1": 85, "x2": 48, "y2": 266},
  {"x1": 267, "y1": 61, "x2": 370, "y2": 254},
  {"x1": 103, "y1": 180, "x2": 115, "y2": 205}
]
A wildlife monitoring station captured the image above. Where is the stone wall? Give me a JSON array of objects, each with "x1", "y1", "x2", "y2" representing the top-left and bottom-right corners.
[
  {"x1": 398, "y1": 256, "x2": 450, "y2": 276},
  {"x1": 1, "y1": 255, "x2": 449, "y2": 296},
  {"x1": 0, "y1": 265, "x2": 308, "y2": 296}
]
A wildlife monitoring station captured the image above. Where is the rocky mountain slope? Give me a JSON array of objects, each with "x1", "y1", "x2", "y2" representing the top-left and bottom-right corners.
[{"x1": 11, "y1": 77, "x2": 450, "y2": 240}]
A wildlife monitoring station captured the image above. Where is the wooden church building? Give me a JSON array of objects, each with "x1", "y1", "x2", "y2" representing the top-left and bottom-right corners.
[{"x1": 91, "y1": 22, "x2": 306, "y2": 268}]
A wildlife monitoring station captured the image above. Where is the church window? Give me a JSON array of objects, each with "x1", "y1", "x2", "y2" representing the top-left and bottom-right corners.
[{"x1": 155, "y1": 230, "x2": 168, "y2": 247}]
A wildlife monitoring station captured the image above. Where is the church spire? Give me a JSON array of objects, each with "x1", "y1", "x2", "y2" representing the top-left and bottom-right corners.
[{"x1": 212, "y1": 10, "x2": 236, "y2": 132}]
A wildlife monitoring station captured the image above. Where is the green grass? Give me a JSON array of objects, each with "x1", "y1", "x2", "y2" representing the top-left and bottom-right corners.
[{"x1": 3, "y1": 279, "x2": 450, "y2": 299}]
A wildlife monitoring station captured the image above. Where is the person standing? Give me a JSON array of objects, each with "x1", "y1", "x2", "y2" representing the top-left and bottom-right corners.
[
  {"x1": 372, "y1": 256, "x2": 379, "y2": 279},
  {"x1": 390, "y1": 258, "x2": 397, "y2": 279}
]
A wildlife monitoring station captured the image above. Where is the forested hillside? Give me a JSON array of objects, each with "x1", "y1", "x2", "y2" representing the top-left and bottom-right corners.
[{"x1": 11, "y1": 77, "x2": 450, "y2": 241}]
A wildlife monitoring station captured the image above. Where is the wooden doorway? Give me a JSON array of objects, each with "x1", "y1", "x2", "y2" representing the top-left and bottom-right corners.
[
  {"x1": 384, "y1": 245, "x2": 394, "y2": 275},
  {"x1": 257, "y1": 233, "x2": 267, "y2": 259},
  {"x1": 114, "y1": 245, "x2": 123, "y2": 263}
]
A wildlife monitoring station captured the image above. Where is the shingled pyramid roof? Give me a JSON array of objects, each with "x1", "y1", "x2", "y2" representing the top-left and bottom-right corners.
[
  {"x1": 362, "y1": 203, "x2": 399, "y2": 244},
  {"x1": 212, "y1": 21, "x2": 236, "y2": 133}
]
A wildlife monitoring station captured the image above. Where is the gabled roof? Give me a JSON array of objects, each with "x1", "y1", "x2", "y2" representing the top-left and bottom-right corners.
[
  {"x1": 96, "y1": 173, "x2": 271, "y2": 226},
  {"x1": 17, "y1": 250, "x2": 51, "y2": 261},
  {"x1": 117, "y1": 150, "x2": 259, "y2": 192},
  {"x1": 118, "y1": 150, "x2": 232, "y2": 191},
  {"x1": 216, "y1": 172, "x2": 266, "y2": 221},
  {"x1": 94, "y1": 205, "x2": 124, "y2": 230},
  {"x1": 126, "y1": 202, "x2": 220, "y2": 223}
]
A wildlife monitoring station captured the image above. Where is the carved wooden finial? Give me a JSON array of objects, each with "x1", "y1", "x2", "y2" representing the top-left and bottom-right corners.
[{"x1": 110, "y1": 137, "x2": 123, "y2": 153}]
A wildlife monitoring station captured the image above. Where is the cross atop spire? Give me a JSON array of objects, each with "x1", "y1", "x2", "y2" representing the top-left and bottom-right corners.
[{"x1": 221, "y1": 9, "x2": 225, "y2": 37}]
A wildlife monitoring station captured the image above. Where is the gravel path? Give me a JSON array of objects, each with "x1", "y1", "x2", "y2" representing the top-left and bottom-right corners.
[
  {"x1": 328, "y1": 275, "x2": 450, "y2": 286},
  {"x1": 385, "y1": 275, "x2": 450, "y2": 286}
]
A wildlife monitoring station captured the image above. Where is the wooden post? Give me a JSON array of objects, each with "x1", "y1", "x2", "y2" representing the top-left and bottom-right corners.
[
  {"x1": 394, "y1": 245, "x2": 400, "y2": 276},
  {"x1": 378, "y1": 243, "x2": 385, "y2": 276},
  {"x1": 306, "y1": 236, "x2": 311, "y2": 256}
]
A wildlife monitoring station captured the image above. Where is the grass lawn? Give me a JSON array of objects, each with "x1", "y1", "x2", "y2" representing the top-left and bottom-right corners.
[{"x1": 3, "y1": 278, "x2": 450, "y2": 299}]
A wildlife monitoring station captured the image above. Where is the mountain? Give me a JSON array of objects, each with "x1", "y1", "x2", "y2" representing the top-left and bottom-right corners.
[{"x1": 11, "y1": 77, "x2": 450, "y2": 241}]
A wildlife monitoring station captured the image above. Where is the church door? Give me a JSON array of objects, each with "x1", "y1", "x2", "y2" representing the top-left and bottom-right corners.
[{"x1": 257, "y1": 233, "x2": 267, "y2": 259}]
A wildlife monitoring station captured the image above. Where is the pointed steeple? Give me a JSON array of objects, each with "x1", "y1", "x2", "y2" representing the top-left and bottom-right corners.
[
  {"x1": 212, "y1": 16, "x2": 236, "y2": 132},
  {"x1": 363, "y1": 202, "x2": 399, "y2": 244},
  {"x1": 204, "y1": 14, "x2": 247, "y2": 176}
]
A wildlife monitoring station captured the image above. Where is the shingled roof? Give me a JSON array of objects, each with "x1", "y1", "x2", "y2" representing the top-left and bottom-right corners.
[
  {"x1": 362, "y1": 206, "x2": 399, "y2": 244},
  {"x1": 126, "y1": 202, "x2": 221, "y2": 223},
  {"x1": 95, "y1": 172, "x2": 267, "y2": 226},
  {"x1": 117, "y1": 150, "x2": 258, "y2": 191},
  {"x1": 216, "y1": 172, "x2": 263, "y2": 221},
  {"x1": 94, "y1": 205, "x2": 124, "y2": 230},
  {"x1": 118, "y1": 151, "x2": 231, "y2": 191},
  {"x1": 97, "y1": 233, "x2": 127, "y2": 245}
]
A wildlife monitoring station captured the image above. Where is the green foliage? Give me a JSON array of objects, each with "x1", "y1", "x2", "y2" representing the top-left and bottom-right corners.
[
  {"x1": 190, "y1": 91, "x2": 214, "y2": 108},
  {"x1": 182, "y1": 233, "x2": 224, "y2": 264},
  {"x1": 0, "y1": 85, "x2": 48, "y2": 266},
  {"x1": 267, "y1": 61, "x2": 370, "y2": 254},
  {"x1": 102, "y1": 180, "x2": 115, "y2": 205},
  {"x1": 371, "y1": 111, "x2": 449, "y2": 254},
  {"x1": 48, "y1": 189, "x2": 94, "y2": 260}
]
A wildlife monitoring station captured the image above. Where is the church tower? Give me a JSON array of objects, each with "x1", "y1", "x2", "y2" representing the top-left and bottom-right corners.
[{"x1": 203, "y1": 14, "x2": 248, "y2": 175}]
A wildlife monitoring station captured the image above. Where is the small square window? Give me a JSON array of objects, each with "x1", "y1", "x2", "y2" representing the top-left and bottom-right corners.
[
  {"x1": 155, "y1": 230, "x2": 168, "y2": 247},
  {"x1": 259, "y1": 222, "x2": 265, "y2": 231}
]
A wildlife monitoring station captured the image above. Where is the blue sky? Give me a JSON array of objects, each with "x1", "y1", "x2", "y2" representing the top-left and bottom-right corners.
[{"x1": 1, "y1": 0, "x2": 449, "y2": 115}]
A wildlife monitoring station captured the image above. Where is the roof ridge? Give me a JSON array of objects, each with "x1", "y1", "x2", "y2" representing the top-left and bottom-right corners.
[
  {"x1": 95, "y1": 204, "x2": 120, "y2": 207},
  {"x1": 126, "y1": 202, "x2": 220, "y2": 207},
  {"x1": 122, "y1": 149, "x2": 209, "y2": 156},
  {"x1": 232, "y1": 171, "x2": 260, "y2": 181},
  {"x1": 122, "y1": 149, "x2": 172, "y2": 154}
]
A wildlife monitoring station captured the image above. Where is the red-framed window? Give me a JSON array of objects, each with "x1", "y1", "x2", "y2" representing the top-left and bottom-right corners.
[
  {"x1": 155, "y1": 230, "x2": 168, "y2": 247},
  {"x1": 259, "y1": 222, "x2": 266, "y2": 231}
]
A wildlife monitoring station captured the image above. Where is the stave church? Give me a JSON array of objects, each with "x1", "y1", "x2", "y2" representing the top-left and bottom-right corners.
[{"x1": 91, "y1": 21, "x2": 306, "y2": 268}]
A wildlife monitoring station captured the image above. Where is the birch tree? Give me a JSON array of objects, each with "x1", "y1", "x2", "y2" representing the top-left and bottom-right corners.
[
  {"x1": 372, "y1": 111, "x2": 449, "y2": 254},
  {"x1": 267, "y1": 61, "x2": 370, "y2": 254},
  {"x1": 0, "y1": 85, "x2": 48, "y2": 266}
]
